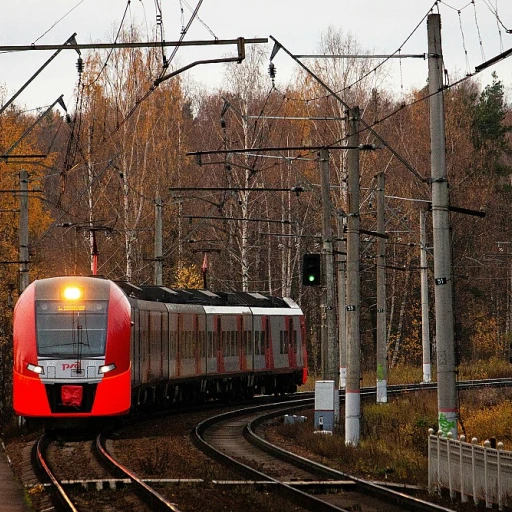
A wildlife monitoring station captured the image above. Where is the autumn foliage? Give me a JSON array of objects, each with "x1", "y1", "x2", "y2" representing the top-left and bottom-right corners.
[{"x1": 1, "y1": 26, "x2": 511, "y2": 376}]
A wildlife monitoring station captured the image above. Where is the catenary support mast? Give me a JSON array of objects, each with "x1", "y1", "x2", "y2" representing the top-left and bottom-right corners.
[
  {"x1": 319, "y1": 149, "x2": 338, "y2": 385},
  {"x1": 420, "y1": 208, "x2": 432, "y2": 383},
  {"x1": 337, "y1": 213, "x2": 347, "y2": 388},
  {"x1": 428, "y1": 13, "x2": 457, "y2": 437},
  {"x1": 19, "y1": 170, "x2": 29, "y2": 293},
  {"x1": 345, "y1": 107, "x2": 361, "y2": 445},
  {"x1": 376, "y1": 172, "x2": 387, "y2": 403}
]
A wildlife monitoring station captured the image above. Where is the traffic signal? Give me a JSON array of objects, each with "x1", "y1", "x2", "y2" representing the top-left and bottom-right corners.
[{"x1": 302, "y1": 253, "x2": 321, "y2": 286}]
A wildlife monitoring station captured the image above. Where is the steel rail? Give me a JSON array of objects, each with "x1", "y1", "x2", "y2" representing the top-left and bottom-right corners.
[
  {"x1": 192, "y1": 399, "x2": 351, "y2": 511},
  {"x1": 194, "y1": 379, "x2": 512, "y2": 512},
  {"x1": 33, "y1": 434, "x2": 79, "y2": 512},
  {"x1": 246, "y1": 408, "x2": 454, "y2": 512},
  {"x1": 95, "y1": 431, "x2": 183, "y2": 512}
]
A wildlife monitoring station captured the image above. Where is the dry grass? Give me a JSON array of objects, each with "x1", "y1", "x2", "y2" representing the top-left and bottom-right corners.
[{"x1": 294, "y1": 363, "x2": 512, "y2": 485}]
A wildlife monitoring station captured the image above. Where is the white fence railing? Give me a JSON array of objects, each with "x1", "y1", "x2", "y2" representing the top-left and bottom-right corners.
[{"x1": 428, "y1": 430, "x2": 512, "y2": 509}]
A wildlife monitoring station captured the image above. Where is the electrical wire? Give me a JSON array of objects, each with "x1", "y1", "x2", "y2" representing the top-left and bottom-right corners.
[
  {"x1": 472, "y1": 0, "x2": 486, "y2": 61},
  {"x1": 480, "y1": 0, "x2": 511, "y2": 33},
  {"x1": 457, "y1": 8, "x2": 472, "y2": 75},
  {"x1": 179, "y1": 0, "x2": 217, "y2": 39},
  {"x1": 271, "y1": 2, "x2": 436, "y2": 105},
  {"x1": 83, "y1": 0, "x2": 132, "y2": 88},
  {"x1": 31, "y1": 0, "x2": 86, "y2": 45}
]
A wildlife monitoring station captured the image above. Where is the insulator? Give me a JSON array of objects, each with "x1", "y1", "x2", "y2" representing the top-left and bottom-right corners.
[
  {"x1": 76, "y1": 57, "x2": 83, "y2": 74},
  {"x1": 156, "y1": 14, "x2": 162, "y2": 25},
  {"x1": 268, "y1": 62, "x2": 276, "y2": 79}
]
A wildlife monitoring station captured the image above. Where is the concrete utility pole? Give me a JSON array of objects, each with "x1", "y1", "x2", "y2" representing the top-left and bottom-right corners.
[
  {"x1": 376, "y1": 172, "x2": 387, "y2": 403},
  {"x1": 337, "y1": 213, "x2": 347, "y2": 388},
  {"x1": 19, "y1": 170, "x2": 29, "y2": 293},
  {"x1": 428, "y1": 13, "x2": 457, "y2": 438},
  {"x1": 420, "y1": 208, "x2": 432, "y2": 383},
  {"x1": 154, "y1": 198, "x2": 163, "y2": 285},
  {"x1": 345, "y1": 107, "x2": 361, "y2": 445},
  {"x1": 319, "y1": 148, "x2": 339, "y2": 386}
]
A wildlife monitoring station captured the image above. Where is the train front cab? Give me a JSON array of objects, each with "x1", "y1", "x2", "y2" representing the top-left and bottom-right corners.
[{"x1": 13, "y1": 277, "x2": 132, "y2": 418}]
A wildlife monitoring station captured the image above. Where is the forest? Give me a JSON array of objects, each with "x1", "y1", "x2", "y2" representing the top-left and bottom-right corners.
[{"x1": 0, "y1": 26, "x2": 511, "y2": 383}]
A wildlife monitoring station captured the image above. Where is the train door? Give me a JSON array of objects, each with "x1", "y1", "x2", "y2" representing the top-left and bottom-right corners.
[
  {"x1": 300, "y1": 315, "x2": 308, "y2": 383},
  {"x1": 161, "y1": 310, "x2": 169, "y2": 380},
  {"x1": 131, "y1": 307, "x2": 141, "y2": 385},
  {"x1": 244, "y1": 313, "x2": 254, "y2": 371},
  {"x1": 216, "y1": 316, "x2": 225, "y2": 373},
  {"x1": 239, "y1": 316, "x2": 247, "y2": 371},
  {"x1": 168, "y1": 312, "x2": 178, "y2": 379},
  {"x1": 253, "y1": 315, "x2": 265, "y2": 371},
  {"x1": 176, "y1": 313, "x2": 182, "y2": 377},
  {"x1": 149, "y1": 310, "x2": 162, "y2": 382},
  {"x1": 197, "y1": 312, "x2": 207, "y2": 376},
  {"x1": 140, "y1": 308, "x2": 149, "y2": 384},
  {"x1": 194, "y1": 314, "x2": 201, "y2": 375},
  {"x1": 287, "y1": 316, "x2": 297, "y2": 368},
  {"x1": 206, "y1": 313, "x2": 216, "y2": 374},
  {"x1": 180, "y1": 311, "x2": 195, "y2": 378},
  {"x1": 263, "y1": 316, "x2": 274, "y2": 370}
]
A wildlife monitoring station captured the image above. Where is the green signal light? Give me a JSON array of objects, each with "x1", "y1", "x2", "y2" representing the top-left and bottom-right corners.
[{"x1": 302, "y1": 253, "x2": 321, "y2": 286}]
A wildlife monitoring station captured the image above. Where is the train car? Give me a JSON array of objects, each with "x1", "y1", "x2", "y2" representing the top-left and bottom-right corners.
[{"x1": 13, "y1": 276, "x2": 307, "y2": 419}]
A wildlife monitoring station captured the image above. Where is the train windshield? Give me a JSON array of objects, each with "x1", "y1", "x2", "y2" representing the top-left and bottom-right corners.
[{"x1": 35, "y1": 300, "x2": 108, "y2": 356}]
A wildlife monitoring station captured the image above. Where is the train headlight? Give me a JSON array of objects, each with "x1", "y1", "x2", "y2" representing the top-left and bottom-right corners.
[
  {"x1": 27, "y1": 363, "x2": 44, "y2": 375},
  {"x1": 63, "y1": 286, "x2": 82, "y2": 300},
  {"x1": 98, "y1": 363, "x2": 116, "y2": 374}
]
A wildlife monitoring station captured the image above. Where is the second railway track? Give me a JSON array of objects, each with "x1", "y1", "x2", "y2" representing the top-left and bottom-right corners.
[{"x1": 193, "y1": 398, "x2": 457, "y2": 512}]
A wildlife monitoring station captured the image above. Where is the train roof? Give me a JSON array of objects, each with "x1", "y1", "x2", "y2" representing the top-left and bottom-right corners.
[{"x1": 114, "y1": 282, "x2": 297, "y2": 309}]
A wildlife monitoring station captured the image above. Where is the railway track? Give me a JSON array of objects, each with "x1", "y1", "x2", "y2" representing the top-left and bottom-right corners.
[
  {"x1": 32, "y1": 431, "x2": 182, "y2": 512},
  {"x1": 21, "y1": 378, "x2": 512, "y2": 511},
  {"x1": 192, "y1": 378, "x2": 512, "y2": 512},
  {"x1": 193, "y1": 399, "x2": 455, "y2": 512}
]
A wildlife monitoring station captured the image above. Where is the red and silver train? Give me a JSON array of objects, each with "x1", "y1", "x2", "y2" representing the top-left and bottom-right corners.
[{"x1": 13, "y1": 276, "x2": 307, "y2": 419}]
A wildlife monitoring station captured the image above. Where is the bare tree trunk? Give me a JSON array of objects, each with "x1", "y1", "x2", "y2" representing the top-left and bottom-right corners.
[{"x1": 391, "y1": 268, "x2": 410, "y2": 367}]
